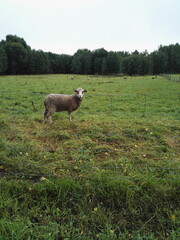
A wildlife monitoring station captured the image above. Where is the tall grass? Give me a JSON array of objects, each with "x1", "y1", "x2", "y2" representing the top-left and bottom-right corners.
[{"x1": 0, "y1": 75, "x2": 179, "y2": 239}]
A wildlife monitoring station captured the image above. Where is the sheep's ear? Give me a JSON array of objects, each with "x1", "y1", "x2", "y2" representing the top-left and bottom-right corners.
[
  {"x1": 83, "y1": 89, "x2": 87, "y2": 93},
  {"x1": 74, "y1": 89, "x2": 78, "y2": 93}
]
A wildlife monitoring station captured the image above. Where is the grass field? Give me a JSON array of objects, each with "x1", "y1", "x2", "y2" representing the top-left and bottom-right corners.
[{"x1": 0, "y1": 74, "x2": 179, "y2": 239}]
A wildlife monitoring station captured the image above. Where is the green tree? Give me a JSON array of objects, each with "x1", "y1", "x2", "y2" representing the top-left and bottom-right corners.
[
  {"x1": 1, "y1": 34, "x2": 180, "y2": 75},
  {"x1": 5, "y1": 34, "x2": 30, "y2": 50},
  {"x1": 135, "y1": 54, "x2": 148, "y2": 75},
  {"x1": 157, "y1": 47, "x2": 167, "y2": 73},
  {"x1": 0, "y1": 45, "x2": 8, "y2": 74},
  {"x1": 92, "y1": 48, "x2": 108, "y2": 74},
  {"x1": 26, "y1": 50, "x2": 52, "y2": 74},
  {"x1": 4, "y1": 42, "x2": 28, "y2": 74},
  {"x1": 72, "y1": 49, "x2": 92, "y2": 74},
  {"x1": 60, "y1": 54, "x2": 72, "y2": 74},
  {"x1": 121, "y1": 55, "x2": 135, "y2": 76},
  {"x1": 106, "y1": 51, "x2": 120, "y2": 74},
  {"x1": 48, "y1": 53, "x2": 62, "y2": 74},
  {"x1": 174, "y1": 43, "x2": 180, "y2": 72},
  {"x1": 117, "y1": 51, "x2": 130, "y2": 73},
  {"x1": 26, "y1": 50, "x2": 38, "y2": 74}
]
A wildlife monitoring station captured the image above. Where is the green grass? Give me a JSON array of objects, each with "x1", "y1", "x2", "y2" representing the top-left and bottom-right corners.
[{"x1": 0, "y1": 74, "x2": 180, "y2": 239}]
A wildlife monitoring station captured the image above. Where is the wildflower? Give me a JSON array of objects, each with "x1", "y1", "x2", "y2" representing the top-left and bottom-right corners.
[
  {"x1": 110, "y1": 229, "x2": 115, "y2": 234},
  {"x1": 171, "y1": 215, "x2": 176, "y2": 220},
  {"x1": 94, "y1": 207, "x2": 98, "y2": 212},
  {"x1": 39, "y1": 176, "x2": 47, "y2": 181}
]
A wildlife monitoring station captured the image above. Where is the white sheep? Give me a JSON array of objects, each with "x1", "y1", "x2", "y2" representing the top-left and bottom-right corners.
[{"x1": 43, "y1": 88, "x2": 87, "y2": 123}]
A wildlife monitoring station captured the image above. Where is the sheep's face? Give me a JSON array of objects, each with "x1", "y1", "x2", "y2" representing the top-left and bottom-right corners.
[{"x1": 74, "y1": 88, "x2": 87, "y2": 100}]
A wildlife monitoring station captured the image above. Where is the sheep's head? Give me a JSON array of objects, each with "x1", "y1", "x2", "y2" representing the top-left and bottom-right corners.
[{"x1": 74, "y1": 88, "x2": 87, "y2": 100}]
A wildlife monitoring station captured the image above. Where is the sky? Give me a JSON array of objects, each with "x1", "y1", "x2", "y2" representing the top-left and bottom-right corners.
[{"x1": 0, "y1": 0, "x2": 180, "y2": 55}]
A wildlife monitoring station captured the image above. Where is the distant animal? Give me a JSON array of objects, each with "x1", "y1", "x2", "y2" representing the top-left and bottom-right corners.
[{"x1": 43, "y1": 88, "x2": 87, "y2": 123}]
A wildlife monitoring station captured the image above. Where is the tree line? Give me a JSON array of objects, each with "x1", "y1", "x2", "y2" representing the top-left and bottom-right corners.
[{"x1": 0, "y1": 35, "x2": 180, "y2": 75}]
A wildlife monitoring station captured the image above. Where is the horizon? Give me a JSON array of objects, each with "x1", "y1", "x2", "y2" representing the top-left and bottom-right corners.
[{"x1": 1, "y1": 34, "x2": 179, "y2": 56}]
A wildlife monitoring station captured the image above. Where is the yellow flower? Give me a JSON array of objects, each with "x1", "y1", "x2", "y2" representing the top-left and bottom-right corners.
[
  {"x1": 94, "y1": 207, "x2": 98, "y2": 212},
  {"x1": 110, "y1": 230, "x2": 115, "y2": 234},
  {"x1": 171, "y1": 215, "x2": 176, "y2": 220},
  {"x1": 39, "y1": 176, "x2": 47, "y2": 181}
]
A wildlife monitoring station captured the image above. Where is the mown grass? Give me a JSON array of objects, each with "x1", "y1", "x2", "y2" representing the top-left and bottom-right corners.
[{"x1": 0, "y1": 74, "x2": 179, "y2": 239}]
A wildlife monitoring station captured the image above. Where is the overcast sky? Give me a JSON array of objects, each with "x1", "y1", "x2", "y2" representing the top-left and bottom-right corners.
[{"x1": 0, "y1": 0, "x2": 179, "y2": 55}]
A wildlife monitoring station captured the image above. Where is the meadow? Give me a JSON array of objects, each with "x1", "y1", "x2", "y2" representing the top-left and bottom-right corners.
[{"x1": 0, "y1": 74, "x2": 179, "y2": 239}]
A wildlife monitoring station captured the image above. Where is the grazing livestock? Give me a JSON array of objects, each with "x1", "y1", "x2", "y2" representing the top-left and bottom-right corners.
[{"x1": 43, "y1": 88, "x2": 87, "y2": 123}]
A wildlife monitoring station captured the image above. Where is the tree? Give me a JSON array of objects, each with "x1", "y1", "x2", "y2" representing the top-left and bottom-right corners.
[
  {"x1": 174, "y1": 43, "x2": 180, "y2": 72},
  {"x1": 106, "y1": 51, "x2": 119, "y2": 74},
  {"x1": 48, "y1": 53, "x2": 62, "y2": 74},
  {"x1": 0, "y1": 45, "x2": 8, "y2": 74},
  {"x1": 1, "y1": 34, "x2": 180, "y2": 75},
  {"x1": 60, "y1": 54, "x2": 72, "y2": 74},
  {"x1": 135, "y1": 54, "x2": 148, "y2": 75},
  {"x1": 121, "y1": 56, "x2": 135, "y2": 76},
  {"x1": 71, "y1": 49, "x2": 92, "y2": 74},
  {"x1": 26, "y1": 50, "x2": 38, "y2": 74},
  {"x1": 92, "y1": 48, "x2": 108, "y2": 74},
  {"x1": 6, "y1": 34, "x2": 30, "y2": 50},
  {"x1": 4, "y1": 42, "x2": 28, "y2": 74}
]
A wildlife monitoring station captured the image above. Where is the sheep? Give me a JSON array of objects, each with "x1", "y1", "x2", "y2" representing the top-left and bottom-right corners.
[{"x1": 43, "y1": 88, "x2": 87, "y2": 123}]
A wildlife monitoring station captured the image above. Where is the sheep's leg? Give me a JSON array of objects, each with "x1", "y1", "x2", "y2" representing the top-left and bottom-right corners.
[
  {"x1": 47, "y1": 112, "x2": 53, "y2": 124},
  {"x1": 48, "y1": 116, "x2": 53, "y2": 124},
  {"x1": 46, "y1": 108, "x2": 56, "y2": 124},
  {"x1": 68, "y1": 111, "x2": 72, "y2": 121},
  {"x1": 43, "y1": 109, "x2": 48, "y2": 124}
]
